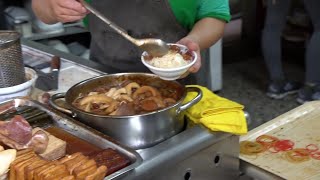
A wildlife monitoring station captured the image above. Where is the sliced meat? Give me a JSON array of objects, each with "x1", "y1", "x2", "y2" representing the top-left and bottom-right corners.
[
  {"x1": 0, "y1": 133, "x2": 26, "y2": 150},
  {"x1": 0, "y1": 116, "x2": 49, "y2": 154},
  {"x1": 0, "y1": 115, "x2": 32, "y2": 145}
]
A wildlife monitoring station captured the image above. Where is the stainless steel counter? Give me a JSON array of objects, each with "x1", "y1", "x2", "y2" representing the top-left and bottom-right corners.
[{"x1": 120, "y1": 125, "x2": 240, "y2": 180}]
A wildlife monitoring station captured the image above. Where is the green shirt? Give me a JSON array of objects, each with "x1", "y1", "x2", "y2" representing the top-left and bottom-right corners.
[
  {"x1": 84, "y1": 0, "x2": 230, "y2": 30},
  {"x1": 169, "y1": 0, "x2": 231, "y2": 30}
]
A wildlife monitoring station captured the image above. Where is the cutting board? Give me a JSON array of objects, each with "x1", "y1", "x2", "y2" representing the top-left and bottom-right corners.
[{"x1": 240, "y1": 101, "x2": 320, "y2": 180}]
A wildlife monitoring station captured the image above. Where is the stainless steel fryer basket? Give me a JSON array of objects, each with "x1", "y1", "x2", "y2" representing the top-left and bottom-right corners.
[{"x1": 0, "y1": 31, "x2": 26, "y2": 88}]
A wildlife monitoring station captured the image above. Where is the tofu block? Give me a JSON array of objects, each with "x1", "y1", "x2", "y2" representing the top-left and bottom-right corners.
[{"x1": 32, "y1": 128, "x2": 66, "y2": 160}]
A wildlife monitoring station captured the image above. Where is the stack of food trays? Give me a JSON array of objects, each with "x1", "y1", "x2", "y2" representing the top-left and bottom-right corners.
[{"x1": 0, "y1": 98, "x2": 142, "y2": 180}]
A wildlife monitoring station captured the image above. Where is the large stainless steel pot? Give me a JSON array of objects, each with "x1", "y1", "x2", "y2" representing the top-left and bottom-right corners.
[{"x1": 49, "y1": 73, "x2": 202, "y2": 149}]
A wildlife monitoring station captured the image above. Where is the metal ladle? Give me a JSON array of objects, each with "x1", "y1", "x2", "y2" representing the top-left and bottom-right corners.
[{"x1": 80, "y1": 0, "x2": 169, "y2": 57}]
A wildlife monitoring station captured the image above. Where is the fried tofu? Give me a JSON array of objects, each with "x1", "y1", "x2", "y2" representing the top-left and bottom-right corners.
[
  {"x1": 74, "y1": 165, "x2": 97, "y2": 180},
  {"x1": 32, "y1": 163, "x2": 55, "y2": 180},
  {"x1": 25, "y1": 159, "x2": 48, "y2": 180},
  {"x1": 85, "y1": 166, "x2": 108, "y2": 180},
  {"x1": 10, "y1": 152, "x2": 36, "y2": 180},
  {"x1": 14, "y1": 156, "x2": 39, "y2": 180},
  {"x1": 59, "y1": 152, "x2": 82, "y2": 164},
  {"x1": 67, "y1": 156, "x2": 89, "y2": 174},
  {"x1": 40, "y1": 164, "x2": 67, "y2": 180},
  {"x1": 9, "y1": 150, "x2": 107, "y2": 180},
  {"x1": 73, "y1": 159, "x2": 97, "y2": 175}
]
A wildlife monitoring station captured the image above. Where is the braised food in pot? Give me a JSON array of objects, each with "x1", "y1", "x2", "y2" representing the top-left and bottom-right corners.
[{"x1": 72, "y1": 81, "x2": 179, "y2": 116}]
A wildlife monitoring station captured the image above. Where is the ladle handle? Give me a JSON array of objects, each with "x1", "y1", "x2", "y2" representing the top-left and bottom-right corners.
[{"x1": 80, "y1": 0, "x2": 137, "y2": 44}]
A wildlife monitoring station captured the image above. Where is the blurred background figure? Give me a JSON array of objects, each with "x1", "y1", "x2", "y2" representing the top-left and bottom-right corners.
[
  {"x1": 0, "y1": 1, "x2": 6, "y2": 29},
  {"x1": 262, "y1": 0, "x2": 320, "y2": 103}
]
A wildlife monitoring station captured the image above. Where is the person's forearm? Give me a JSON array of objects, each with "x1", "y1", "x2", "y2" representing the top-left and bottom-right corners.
[
  {"x1": 32, "y1": 0, "x2": 58, "y2": 24},
  {"x1": 186, "y1": 17, "x2": 226, "y2": 49}
]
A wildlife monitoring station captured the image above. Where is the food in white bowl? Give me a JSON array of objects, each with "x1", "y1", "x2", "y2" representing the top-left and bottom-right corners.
[{"x1": 141, "y1": 44, "x2": 197, "y2": 81}]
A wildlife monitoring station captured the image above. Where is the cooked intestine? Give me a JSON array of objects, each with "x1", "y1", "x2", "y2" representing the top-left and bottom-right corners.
[{"x1": 72, "y1": 81, "x2": 178, "y2": 116}]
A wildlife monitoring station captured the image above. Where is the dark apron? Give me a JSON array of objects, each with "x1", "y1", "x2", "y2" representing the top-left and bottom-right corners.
[{"x1": 88, "y1": 0, "x2": 188, "y2": 73}]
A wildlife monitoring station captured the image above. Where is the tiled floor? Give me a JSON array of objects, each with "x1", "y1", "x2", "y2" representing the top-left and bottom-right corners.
[{"x1": 217, "y1": 56, "x2": 305, "y2": 130}]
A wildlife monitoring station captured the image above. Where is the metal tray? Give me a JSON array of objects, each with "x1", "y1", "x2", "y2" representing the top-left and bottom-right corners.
[
  {"x1": 240, "y1": 101, "x2": 320, "y2": 180},
  {"x1": 0, "y1": 98, "x2": 142, "y2": 180}
]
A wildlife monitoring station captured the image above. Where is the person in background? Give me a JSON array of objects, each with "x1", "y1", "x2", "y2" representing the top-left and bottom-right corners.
[
  {"x1": 262, "y1": 0, "x2": 320, "y2": 103},
  {"x1": 0, "y1": 1, "x2": 7, "y2": 30},
  {"x1": 31, "y1": 0, "x2": 230, "y2": 85}
]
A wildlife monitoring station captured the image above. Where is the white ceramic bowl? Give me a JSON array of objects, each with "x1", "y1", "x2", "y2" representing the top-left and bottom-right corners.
[
  {"x1": 141, "y1": 43, "x2": 197, "y2": 81},
  {"x1": 0, "y1": 67, "x2": 38, "y2": 102}
]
